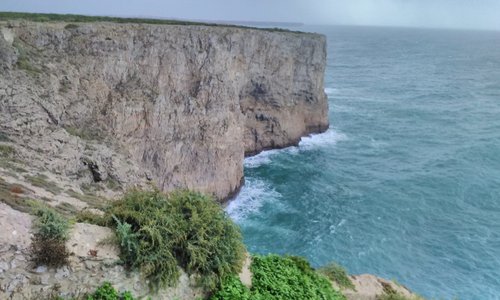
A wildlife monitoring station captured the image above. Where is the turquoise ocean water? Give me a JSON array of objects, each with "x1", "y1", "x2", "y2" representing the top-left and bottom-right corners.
[{"x1": 227, "y1": 26, "x2": 500, "y2": 299}]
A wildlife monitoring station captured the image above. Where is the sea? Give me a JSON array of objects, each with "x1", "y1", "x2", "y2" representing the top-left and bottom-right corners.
[{"x1": 227, "y1": 25, "x2": 500, "y2": 300}]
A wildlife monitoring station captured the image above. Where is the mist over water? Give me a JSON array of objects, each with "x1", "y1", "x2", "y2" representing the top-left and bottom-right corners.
[{"x1": 228, "y1": 26, "x2": 500, "y2": 299}]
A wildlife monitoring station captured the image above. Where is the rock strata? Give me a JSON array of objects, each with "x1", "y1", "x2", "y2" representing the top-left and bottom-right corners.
[{"x1": 0, "y1": 21, "x2": 327, "y2": 201}]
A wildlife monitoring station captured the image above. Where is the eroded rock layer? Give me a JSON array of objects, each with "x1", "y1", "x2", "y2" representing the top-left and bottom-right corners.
[{"x1": 0, "y1": 21, "x2": 327, "y2": 200}]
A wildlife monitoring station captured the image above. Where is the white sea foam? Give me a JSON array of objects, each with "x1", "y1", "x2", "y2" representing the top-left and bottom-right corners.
[
  {"x1": 244, "y1": 149, "x2": 281, "y2": 168},
  {"x1": 244, "y1": 146, "x2": 298, "y2": 168},
  {"x1": 298, "y1": 128, "x2": 347, "y2": 150},
  {"x1": 244, "y1": 129, "x2": 346, "y2": 168},
  {"x1": 324, "y1": 87, "x2": 338, "y2": 95},
  {"x1": 226, "y1": 178, "x2": 281, "y2": 222}
]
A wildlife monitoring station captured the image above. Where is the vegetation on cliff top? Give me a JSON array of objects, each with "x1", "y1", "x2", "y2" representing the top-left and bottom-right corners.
[{"x1": 0, "y1": 11, "x2": 305, "y2": 33}]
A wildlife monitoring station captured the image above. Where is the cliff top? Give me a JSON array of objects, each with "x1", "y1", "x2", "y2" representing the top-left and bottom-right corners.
[{"x1": 0, "y1": 11, "x2": 316, "y2": 35}]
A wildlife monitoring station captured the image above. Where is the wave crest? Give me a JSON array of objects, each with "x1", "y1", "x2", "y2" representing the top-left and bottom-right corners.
[{"x1": 226, "y1": 178, "x2": 281, "y2": 222}]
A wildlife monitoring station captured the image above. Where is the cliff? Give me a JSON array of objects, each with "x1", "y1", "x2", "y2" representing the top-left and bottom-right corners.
[{"x1": 0, "y1": 20, "x2": 328, "y2": 201}]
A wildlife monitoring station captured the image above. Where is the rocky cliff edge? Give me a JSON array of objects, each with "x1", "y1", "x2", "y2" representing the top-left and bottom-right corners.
[{"x1": 0, "y1": 20, "x2": 328, "y2": 202}]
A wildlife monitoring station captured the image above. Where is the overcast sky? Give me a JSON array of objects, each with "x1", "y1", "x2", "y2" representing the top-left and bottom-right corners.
[{"x1": 1, "y1": 0, "x2": 500, "y2": 31}]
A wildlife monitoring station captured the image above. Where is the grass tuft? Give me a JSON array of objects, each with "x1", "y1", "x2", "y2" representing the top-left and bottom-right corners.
[
  {"x1": 0, "y1": 144, "x2": 15, "y2": 157},
  {"x1": 0, "y1": 177, "x2": 34, "y2": 213},
  {"x1": 12, "y1": 38, "x2": 41, "y2": 75},
  {"x1": 318, "y1": 262, "x2": 355, "y2": 290},
  {"x1": 67, "y1": 188, "x2": 105, "y2": 209},
  {"x1": 377, "y1": 282, "x2": 425, "y2": 300},
  {"x1": 65, "y1": 126, "x2": 105, "y2": 141},
  {"x1": 75, "y1": 209, "x2": 109, "y2": 226},
  {"x1": 26, "y1": 174, "x2": 62, "y2": 195}
]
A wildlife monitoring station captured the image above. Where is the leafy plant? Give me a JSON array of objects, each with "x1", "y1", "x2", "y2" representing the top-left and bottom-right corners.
[
  {"x1": 86, "y1": 282, "x2": 136, "y2": 300},
  {"x1": 113, "y1": 216, "x2": 139, "y2": 265},
  {"x1": 211, "y1": 254, "x2": 346, "y2": 300},
  {"x1": 317, "y1": 262, "x2": 355, "y2": 290},
  {"x1": 30, "y1": 206, "x2": 70, "y2": 267},
  {"x1": 33, "y1": 205, "x2": 70, "y2": 241},
  {"x1": 210, "y1": 276, "x2": 251, "y2": 300},
  {"x1": 250, "y1": 254, "x2": 345, "y2": 300},
  {"x1": 109, "y1": 189, "x2": 246, "y2": 290}
]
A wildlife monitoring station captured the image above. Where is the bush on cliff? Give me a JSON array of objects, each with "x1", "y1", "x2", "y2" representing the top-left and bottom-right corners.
[
  {"x1": 210, "y1": 254, "x2": 346, "y2": 300},
  {"x1": 109, "y1": 189, "x2": 246, "y2": 291},
  {"x1": 29, "y1": 206, "x2": 70, "y2": 267},
  {"x1": 86, "y1": 282, "x2": 136, "y2": 300},
  {"x1": 317, "y1": 262, "x2": 355, "y2": 290}
]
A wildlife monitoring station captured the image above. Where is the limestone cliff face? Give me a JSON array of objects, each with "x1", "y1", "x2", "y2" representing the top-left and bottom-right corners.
[{"x1": 0, "y1": 21, "x2": 327, "y2": 200}]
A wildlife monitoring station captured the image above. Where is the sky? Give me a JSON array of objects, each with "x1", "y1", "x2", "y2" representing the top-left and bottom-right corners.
[{"x1": 1, "y1": 0, "x2": 500, "y2": 31}]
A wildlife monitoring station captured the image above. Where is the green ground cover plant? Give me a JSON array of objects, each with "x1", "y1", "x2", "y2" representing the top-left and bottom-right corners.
[
  {"x1": 210, "y1": 254, "x2": 346, "y2": 300},
  {"x1": 108, "y1": 189, "x2": 246, "y2": 291},
  {"x1": 85, "y1": 282, "x2": 136, "y2": 300}
]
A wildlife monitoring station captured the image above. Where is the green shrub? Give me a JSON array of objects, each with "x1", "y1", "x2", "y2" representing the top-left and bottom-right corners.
[
  {"x1": 210, "y1": 276, "x2": 251, "y2": 300},
  {"x1": 33, "y1": 205, "x2": 70, "y2": 241},
  {"x1": 211, "y1": 254, "x2": 346, "y2": 300},
  {"x1": 317, "y1": 262, "x2": 355, "y2": 290},
  {"x1": 250, "y1": 254, "x2": 345, "y2": 300},
  {"x1": 109, "y1": 189, "x2": 246, "y2": 291},
  {"x1": 30, "y1": 206, "x2": 70, "y2": 267},
  {"x1": 86, "y1": 282, "x2": 136, "y2": 300},
  {"x1": 64, "y1": 23, "x2": 79, "y2": 30}
]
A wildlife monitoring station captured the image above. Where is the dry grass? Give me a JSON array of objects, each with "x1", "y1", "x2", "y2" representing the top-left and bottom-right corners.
[
  {"x1": 0, "y1": 177, "x2": 34, "y2": 213},
  {"x1": 25, "y1": 174, "x2": 62, "y2": 195},
  {"x1": 9, "y1": 185, "x2": 24, "y2": 194}
]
